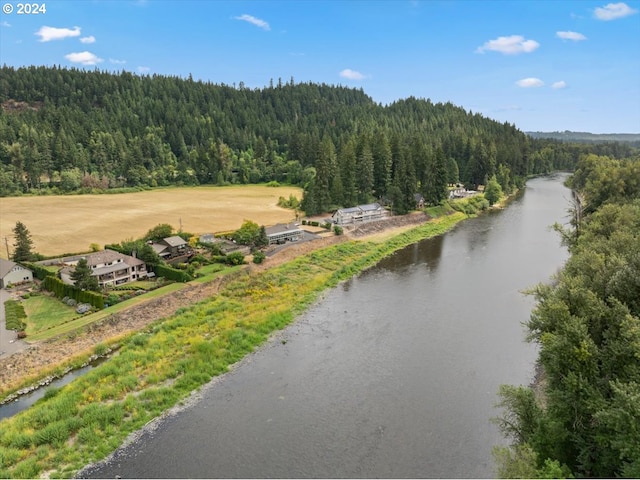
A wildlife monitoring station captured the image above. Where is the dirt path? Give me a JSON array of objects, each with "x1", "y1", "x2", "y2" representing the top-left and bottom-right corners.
[{"x1": 0, "y1": 213, "x2": 432, "y2": 396}]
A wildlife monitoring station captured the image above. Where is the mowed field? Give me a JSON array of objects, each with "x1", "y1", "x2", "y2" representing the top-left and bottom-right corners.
[{"x1": 0, "y1": 185, "x2": 302, "y2": 258}]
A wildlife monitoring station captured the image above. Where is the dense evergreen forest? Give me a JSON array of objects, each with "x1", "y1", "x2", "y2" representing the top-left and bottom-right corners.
[
  {"x1": 494, "y1": 153, "x2": 640, "y2": 478},
  {"x1": 0, "y1": 66, "x2": 637, "y2": 214}
]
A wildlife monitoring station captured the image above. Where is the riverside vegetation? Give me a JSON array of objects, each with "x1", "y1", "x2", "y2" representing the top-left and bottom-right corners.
[
  {"x1": 493, "y1": 154, "x2": 640, "y2": 478},
  {"x1": 0, "y1": 211, "x2": 465, "y2": 479}
]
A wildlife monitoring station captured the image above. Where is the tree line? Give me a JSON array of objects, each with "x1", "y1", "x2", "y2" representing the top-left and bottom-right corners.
[
  {"x1": 1, "y1": 66, "x2": 637, "y2": 213},
  {"x1": 494, "y1": 153, "x2": 640, "y2": 478}
]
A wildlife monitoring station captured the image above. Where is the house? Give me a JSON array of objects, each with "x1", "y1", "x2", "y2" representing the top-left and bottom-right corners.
[
  {"x1": 265, "y1": 223, "x2": 303, "y2": 245},
  {"x1": 0, "y1": 258, "x2": 33, "y2": 288},
  {"x1": 449, "y1": 185, "x2": 477, "y2": 199},
  {"x1": 150, "y1": 236, "x2": 192, "y2": 262},
  {"x1": 332, "y1": 203, "x2": 385, "y2": 225},
  {"x1": 414, "y1": 193, "x2": 425, "y2": 209},
  {"x1": 57, "y1": 249, "x2": 148, "y2": 288}
]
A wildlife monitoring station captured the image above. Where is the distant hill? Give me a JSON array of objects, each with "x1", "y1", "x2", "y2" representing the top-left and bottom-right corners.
[
  {"x1": 0, "y1": 66, "x2": 635, "y2": 206},
  {"x1": 527, "y1": 131, "x2": 640, "y2": 144}
]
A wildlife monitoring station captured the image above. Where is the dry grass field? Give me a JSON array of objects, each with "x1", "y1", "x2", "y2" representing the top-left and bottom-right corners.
[{"x1": 0, "y1": 185, "x2": 302, "y2": 258}]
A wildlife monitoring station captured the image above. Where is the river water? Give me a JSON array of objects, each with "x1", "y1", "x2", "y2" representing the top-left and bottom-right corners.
[{"x1": 82, "y1": 174, "x2": 571, "y2": 479}]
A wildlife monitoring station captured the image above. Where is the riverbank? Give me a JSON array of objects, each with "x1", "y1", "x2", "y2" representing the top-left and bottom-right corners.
[{"x1": 0, "y1": 210, "x2": 467, "y2": 479}]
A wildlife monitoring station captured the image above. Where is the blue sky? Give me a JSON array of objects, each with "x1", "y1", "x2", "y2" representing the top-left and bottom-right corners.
[{"x1": 1, "y1": 0, "x2": 639, "y2": 133}]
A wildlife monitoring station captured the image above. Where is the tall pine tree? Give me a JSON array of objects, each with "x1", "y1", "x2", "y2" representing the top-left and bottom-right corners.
[{"x1": 11, "y1": 221, "x2": 34, "y2": 262}]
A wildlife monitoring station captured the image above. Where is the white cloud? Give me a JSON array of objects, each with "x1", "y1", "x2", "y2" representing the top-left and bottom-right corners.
[
  {"x1": 35, "y1": 26, "x2": 81, "y2": 42},
  {"x1": 594, "y1": 2, "x2": 638, "y2": 20},
  {"x1": 137, "y1": 66, "x2": 150, "y2": 73},
  {"x1": 516, "y1": 77, "x2": 544, "y2": 88},
  {"x1": 234, "y1": 14, "x2": 270, "y2": 31},
  {"x1": 64, "y1": 51, "x2": 103, "y2": 65},
  {"x1": 339, "y1": 69, "x2": 366, "y2": 80},
  {"x1": 80, "y1": 35, "x2": 96, "y2": 44},
  {"x1": 552, "y1": 81, "x2": 567, "y2": 89},
  {"x1": 109, "y1": 58, "x2": 127, "y2": 65},
  {"x1": 1, "y1": 21, "x2": 11, "y2": 27},
  {"x1": 476, "y1": 35, "x2": 540, "y2": 55},
  {"x1": 556, "y1": 31, "x2": 587, "y2": 41}
]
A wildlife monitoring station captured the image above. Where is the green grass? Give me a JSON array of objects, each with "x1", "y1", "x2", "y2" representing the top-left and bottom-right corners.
[
  {"x1": 195, "y1": 263, "x2": 227, "y2": 276},
  {"x1": 0, "y1": 212, "x2": 467, "y2": 478},
  {"x1": 192, "y1": 264, "x2": 241, "y2": 283},
  {"x1": 425, "y1": 203, "x2": 455, "y2": 218},
  {"x1": 25, "y1": 282, "x2": 186, "y2": 343},
  {"x1": 23, "y1": 296, "x2": 77, "y2": 337}
]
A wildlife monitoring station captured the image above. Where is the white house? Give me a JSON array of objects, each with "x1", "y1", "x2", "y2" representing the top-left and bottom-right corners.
[
  {"x1": 0, "y1": 258, "x2": 33, "y2": 288},
  {"x1": 332, "y1": 203, "x2": 385, "y2": 225}
]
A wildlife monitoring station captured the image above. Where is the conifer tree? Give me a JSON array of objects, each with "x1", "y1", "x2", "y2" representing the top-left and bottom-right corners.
[
  {"x1": 256, "y1": 226, "x2": 269, "y2": 248},
  {"x1": 11, "y1": 221, "x2": 34, "y2": 262},
  {"x1": 70, "y1": 258, "x2": 100, "y2": 292}
]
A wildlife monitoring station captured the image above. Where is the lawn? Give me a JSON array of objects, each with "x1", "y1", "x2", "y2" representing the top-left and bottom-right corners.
[
  {"x1": 22, "y1": 295, "x2": 77, "y2": 337},
  {"x1": 23, "y1": 283, "x2": 186, "y2": 342},
  {"x1": 0, "y1": 184, "x2": 302, "y2": 257}
]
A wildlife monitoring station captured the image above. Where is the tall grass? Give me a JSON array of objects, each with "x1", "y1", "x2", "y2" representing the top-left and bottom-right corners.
[{"x1": 0, "y1": 212, "x2": 466, "y2": 478}]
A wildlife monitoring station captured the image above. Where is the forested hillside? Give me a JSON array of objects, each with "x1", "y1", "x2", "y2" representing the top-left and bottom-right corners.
[
  {"x1": 1, "y1": 66, "x2": 636, "y2": 214},
  {"x1": 494, "y1": 153, "x2": 640, "y2": 478}
]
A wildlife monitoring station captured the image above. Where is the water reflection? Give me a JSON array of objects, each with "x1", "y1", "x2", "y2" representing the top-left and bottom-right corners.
[{"x1": 82, "y1": 175, "x2": 571, "y2": 480}]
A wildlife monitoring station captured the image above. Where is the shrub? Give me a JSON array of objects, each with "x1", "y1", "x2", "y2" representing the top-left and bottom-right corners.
[
  {"x1": 94, "y1": 343, "x2": 108, "y2": 356},
  {"x1": 253, "y1": 251, "x2": 266, "y2": 264},
  {"x1": 76, "y1": 303, "x2": 92, "y2": 314},
  {"x1": 105, "y1": 293, "x2": 120, "y2": 306},
  {"x1": 226, "y1": 252, "x2": 245, "y2": 265},
  {"x1": 334, "y1": 225, "x2": 343, "y2": 235},
  {"x1": 4, "y1": 300, "x2": 27, "y2": 331},
  {"x1": 43, "y1": 276, "x2": 104, "y2": 309},
  {"x1": 153, "y1": 264, "x2": 193, "y2": 282},
  {"x1": 190, "y1": 254, "x2": 210, "y2": 265}
]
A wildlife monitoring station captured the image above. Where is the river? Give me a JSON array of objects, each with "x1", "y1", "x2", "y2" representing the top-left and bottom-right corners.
[{"x1": 82, "y1": 174, "x2": 571, "y2": 479}]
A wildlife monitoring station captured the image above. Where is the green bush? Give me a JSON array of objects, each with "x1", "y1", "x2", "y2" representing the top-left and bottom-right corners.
[
  {"x1": 226, "y1": 252, "x2": 245, "y2": 265},
  {"x1": 253, "y1": 251, "x2": 266, "y2": 264},
  {"x1": 24, "y1": 262, "x2": 56, "y2": 281},
  {"x1": 153, "y1": 264, "x2": 193, "y2": 282},
  {"x1": 4, "y1": 300, "x2": 27, "y2": 331},
  {"x1": 334, "y1": 225, "x2": 343, "y2": 235},
  {"x1": 43, "y1": 276, "x2": 104, "y2": 309}
]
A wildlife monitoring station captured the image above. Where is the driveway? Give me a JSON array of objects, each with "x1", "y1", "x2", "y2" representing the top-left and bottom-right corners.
[{"x1": 0, "y1": 288, "x2": 28, "y2": 358}]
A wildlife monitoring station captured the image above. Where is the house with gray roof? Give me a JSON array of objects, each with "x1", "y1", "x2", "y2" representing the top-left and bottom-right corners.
[
  {"x1": 57, "y1": 249, "x2": 147, "y2": 288},
  {"x1": 150, "y1": 236, "x2": 191, "y2": 262},
  {"x1": 331, "y1": 203, "x2": 385, "y2": 225},
  {"x1": 265, "y1": 223, "x2": 303, "y2": 245},
  {"x1": 0, "y1": 258, "x2": 33, "y2": 288}
]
